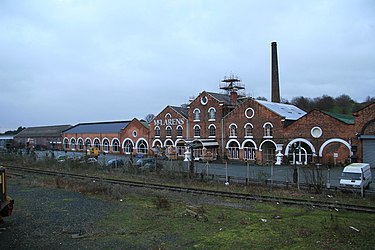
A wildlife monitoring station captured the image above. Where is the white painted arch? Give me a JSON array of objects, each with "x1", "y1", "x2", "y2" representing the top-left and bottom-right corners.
[
  {"x1": 259, "y1": 139, "x2": 277, "y2": 151},
  {"x1": 226, "y1": 139, "x2": 241, "y2": 149},
  {"x1": 241, "y1": 139, "x2": 258, "y2": 150},
  {"x1": 319, "y1": 138, "x2": 352, "y2": 157},
  {"x1": 284, "y1": 138, "x2": 316, "y2": 156}
]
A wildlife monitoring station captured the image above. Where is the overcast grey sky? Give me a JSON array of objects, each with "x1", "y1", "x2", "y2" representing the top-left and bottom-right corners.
[{"x1": 1, "y1": 0, "x2": 374, "y2": 132}]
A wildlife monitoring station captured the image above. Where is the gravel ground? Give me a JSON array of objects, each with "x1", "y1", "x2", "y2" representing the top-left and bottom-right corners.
[
  {"x1": 0, "y1": 175, "x2": 258, "y2": 250},
  {"x1": 0, "y1": 176, "x2": 138, "y2": 250}
]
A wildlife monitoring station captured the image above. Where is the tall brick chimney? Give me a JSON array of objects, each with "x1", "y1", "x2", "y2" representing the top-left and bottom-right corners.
[{"x1": 271, "y1": 42, "x2": 281, "y2": 103}]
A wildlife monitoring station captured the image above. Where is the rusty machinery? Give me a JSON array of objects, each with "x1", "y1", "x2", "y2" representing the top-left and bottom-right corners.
[{"x1": 0, "y1": 166, "x2": 14, "y2": 223}]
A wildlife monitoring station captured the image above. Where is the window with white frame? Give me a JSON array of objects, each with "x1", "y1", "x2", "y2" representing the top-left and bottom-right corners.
[
  {"x1": 166, "y1": 126, "x2": 172, "y2": 137},
  {"x1": 85, "y1": 138, "x2": 91, "y2": 148},
  {"x1": 64, "y1": 138, "x2": 69, "y2": 149},
  {"x1": 137, "y1": 139, "x2": 148, "y2": 154},
  {"x1": 112, "y1": 139, "x2": 120, "y2": 152},
  {"x1": 208, "y1": 107, "x2": 216, "y2": 121},
  {"x1": 177, "y1": 125, "x2": 183, "y2": 137},
  {"x1": 154, "y1": 126, "x2": 160, "y2": 137},
  {"x1": 123, "y1": 139, "x2": 133, "y2": 154},
  {"x1": 70, "y1": 138, "x2": 76, "y2": 150},
  {"x1": 103, "y1": 139, "x2": 110, "y2": 152},
  {"x1": 244, "y1": 123, "x2": 253, "y2": 137},
  {"x1": 194, "y1": 125, "x2": 201, "y2": 137},
  {"x1": 229, "y1": 124, "x2": 237, "y2": 137},
  {"x1": 78, "y1": 138, "x2": 84, "y2": 150},
  {"x1": 94, "y1": 138, "x2": 101, "y2": 150},
  {"x1": 193, "y1": 108, "x2": 200, "y2": 121},
  {"x1": 263, "y1": 123, "x2": 273, "y2": 137},
  {"x1": 209, "y1": 124, "x2": 216, "y2": 137}
]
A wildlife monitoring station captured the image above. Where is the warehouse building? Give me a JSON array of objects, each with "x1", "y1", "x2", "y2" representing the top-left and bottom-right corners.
[{"x1": 62, "y1": 118, "x2": 149, "y2": 156}]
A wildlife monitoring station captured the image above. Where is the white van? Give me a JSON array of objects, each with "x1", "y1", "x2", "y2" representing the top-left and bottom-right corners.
[{"x1": 340, "y1": 163, "x2": 372, "y2": 189}]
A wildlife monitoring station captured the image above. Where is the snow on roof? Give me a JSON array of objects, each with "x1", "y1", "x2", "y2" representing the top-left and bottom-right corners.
[{"x1": 256, "y1": 100, "x2": 306, "y2": 120}]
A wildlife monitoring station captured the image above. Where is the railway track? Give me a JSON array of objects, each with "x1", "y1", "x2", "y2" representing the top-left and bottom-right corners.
[{"x1": 6, "y1": 165, "x2": 375, "y2": 213}]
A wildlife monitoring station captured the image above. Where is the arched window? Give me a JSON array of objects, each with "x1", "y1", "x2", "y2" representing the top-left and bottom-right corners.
[
  {"x1": 193, "y1": 108, "x2": 200, "y2": 121},
  {"x1": 112, "y1": 139, "x2": 120, "y2": 152},
  {"x1": 154, "y1": 126, "x2": 160, "y2": 137},
  {"x1": 177, "y1": 125, "x2": 183, "y2": 137},
  {"x1": 123, "y1": 139, "x2": 133, "y2": 154},
  {"x1": 209, "y1": 124, "x2": 216, "y2": 137},
  {"x1": 229, "y1": 124, "x2": 237, "y2": 137},
  {"x1": 102, "y1": 139, "x2": 110, "y2": 152},
  {"x1": 77, "y1": 138, "x2": 84, "y2": 150},
  {"x1": 263, "y1": 123, "x2": 273, "y2": 137},
  {"x1": 64, "y1": 138, "x2": 69, "y2": 149},
  {"x1": 93, "y1": 138, "x2": 101, "y2": 150},
  {"x1": 244, "y1": 123, "x2": 253, "y2": 137},
  {"x1": 85, "y1": 138, "x2": 91, "y2": 148},
  {"x1": 137, "y1": 139, "x2": 148, "y2": 154},
  {"x1": 208, "y1": 107, "x2": 216, "y2": 121},
  {"x1": 194, "y1": 125, "x2": 201, "y2": 137},
  {"x1": 70, "y1": 138, "x2": 76, "y2": 150},
  {"x1": 166, "y1": 126, "x2": 172, "y2": 137}
]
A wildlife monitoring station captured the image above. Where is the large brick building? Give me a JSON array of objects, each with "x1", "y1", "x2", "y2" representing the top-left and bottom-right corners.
[
  {"x1": 62, "y1": 119, "x2": 149, "y2": 156},
  {"x1": 149, "y1": 79, "x2": 375, "y2": 166}
]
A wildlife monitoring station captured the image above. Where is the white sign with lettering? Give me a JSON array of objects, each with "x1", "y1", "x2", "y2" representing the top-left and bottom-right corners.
[{"x1": 154, "y1": 118, "x2": 185, "y2": 127}]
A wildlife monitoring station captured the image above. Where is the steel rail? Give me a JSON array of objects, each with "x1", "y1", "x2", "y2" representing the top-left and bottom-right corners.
[{"x1": 7, "y1": 165, "x2": 375, "y2": 213}]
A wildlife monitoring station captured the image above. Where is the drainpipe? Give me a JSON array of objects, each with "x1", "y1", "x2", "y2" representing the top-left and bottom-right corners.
[{"x1": 221, "y1": 118, "x2": 225, "y2": 158}]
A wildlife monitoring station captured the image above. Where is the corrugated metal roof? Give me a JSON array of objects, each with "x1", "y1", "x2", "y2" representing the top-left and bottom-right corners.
[
  {"x1": 256, "y1": 100, "x2": 306, "y2": 120},
  {"x1": 64, "y1": 121, "x2": 130, "y2": 134},
  {"x1": 15, "y1": 125, "x2": 72, "y2": 137}
]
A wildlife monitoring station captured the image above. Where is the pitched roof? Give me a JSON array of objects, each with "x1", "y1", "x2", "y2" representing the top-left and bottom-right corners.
[
  {"x1": 322, "y1": 111, "x2": 355, "y2": 125},
  {"x1": 256, "y1": 100, "x2": 306, "y2": 120},
  {"x1": 15, "y1": 125, "x2": 72, "y2": 137},
  {"x1": 206, "y1": 92, "x2": 232, "y2": 104},
  {"x1": 170, "y1": 106, "x2": 188, "y2": 118},
  {"x1": 63, "y1": 121, "x2": 131, "y2": 134}
]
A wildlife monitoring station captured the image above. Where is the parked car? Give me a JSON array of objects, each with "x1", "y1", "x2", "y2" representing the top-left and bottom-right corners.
[
  {"x1": 86, "y1": 157, "x2": 99, "y2": 164},
  {"x1": 106, "y1": 159, "x2": 125, "y2": 167},
  {"x1": 56, "y1": 155, "x2": 66, "y2": 162},
  {"x1": 134, "y1": 158, "x2": 155, "y2": 167}
]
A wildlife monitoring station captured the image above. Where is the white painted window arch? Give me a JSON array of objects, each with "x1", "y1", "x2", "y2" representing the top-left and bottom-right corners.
[
  {"x1": 84, "y1": 138, "x2": 92, "y2": 147},
  {"x1": 70, "y1": 137, "x2": 76, "y2": 150},
  {"x1": 193, "y1": 124, "x2": 201, "y2": 137},
  {"x1": 152, "y1": 139, "x2": 163, "y2": 148},
  {"x1": 93, "y1": 138, "x2": 101, "y2": 150},
  {"x1": 164, "y1": 139, "x2": 174, "y2": 147},
  {"x1": 136, "y1": 138, "x2": 148, "y2": 154},
  {"x1": 193, "y1": 108, "x2": 201, "y2": 121},
  {"x1": 263, "y1": 122, "x2": 273, "y2": 137},
  {"x1": 122, "y1": 138, "x2": 134, "y2": 154},
  {"x1": 166, "y1": 126, "x2": 172, "y2": 137},
  {"x1": 229, "y1": 123, "x2": 238, "y2": 137},
  {"x1": 102, "y1": 138, "x2": 110, "y2": 152},
  {"x1": 111, "y1": 138, "x2": 120, "y2": 152},
  {"x1": 154, "y1": 126, "x2": 160, "y2": 137},
  {"x1": 208, "y1": 124, "x2": 216, "y2": 137},
  {"x1": 318, "y1": 138, "x2": 352, "y2": 157},
  {"x1": 63, "y1": 137, "x2": 69, "y2": 149},
  {"x1": 165, "y1": 113, "x2": 172, "y2": 118},
  {"x1": 176, "y1": 125, "x2": 183, "y2": 137},
  {"x1": 244, "y1": 123, "x2": 254, "y2": 137},
  {"x1": 208, "y1": 107, "x2": 216, "y2": 120},
  {"x1": 77, "y1": 137, "x2": 84, "y2": 150}
]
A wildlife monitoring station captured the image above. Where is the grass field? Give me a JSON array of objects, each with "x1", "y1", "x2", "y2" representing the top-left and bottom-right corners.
[{"x1": 97, "y1": 193, "x2": 375, "y2": 249}]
